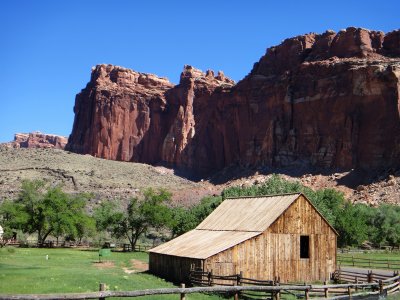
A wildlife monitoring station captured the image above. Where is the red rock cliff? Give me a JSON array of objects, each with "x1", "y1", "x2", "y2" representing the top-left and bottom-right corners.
[
  {"x1": 2, "y1": 132, "x2": 68, "y2": 149},
  {"x1": 67, "y1": 27, "x2": 400, "y2": 175}
]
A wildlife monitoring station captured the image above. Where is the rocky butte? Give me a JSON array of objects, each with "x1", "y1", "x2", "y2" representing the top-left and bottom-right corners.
[
  {"x1": 67, "y1": 27, "x2": 400, "y2": 176},
  {"x1": 2, "y1": 132, "x2": 68, "y2": 149}
]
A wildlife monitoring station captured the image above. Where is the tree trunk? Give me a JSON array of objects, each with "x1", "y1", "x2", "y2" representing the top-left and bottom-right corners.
[{"x1": 40, "y1": 229, "x2": 52, "y2": 246}]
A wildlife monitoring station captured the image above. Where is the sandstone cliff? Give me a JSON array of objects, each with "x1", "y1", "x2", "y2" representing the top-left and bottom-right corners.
[
  {"x1": 67, "y1": 27, "x2": 400, "y2": 176},
  {"x1": 3, "y1": 132, "x2": 68, "y2": 149}
]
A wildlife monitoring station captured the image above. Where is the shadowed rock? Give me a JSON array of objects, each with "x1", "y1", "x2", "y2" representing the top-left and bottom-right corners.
[{"x1": 67, "y1": 27, "x2": 400, "y2": 176}]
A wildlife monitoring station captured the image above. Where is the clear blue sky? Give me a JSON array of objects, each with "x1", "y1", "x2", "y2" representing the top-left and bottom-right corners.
[{"x1": 0, "y1": 0, "x2": 399, "y2": 142}]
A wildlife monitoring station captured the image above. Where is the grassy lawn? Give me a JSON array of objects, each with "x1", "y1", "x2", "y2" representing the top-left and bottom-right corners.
[
  {"x1": 338, "y1": 251, "x2": 400, "y2": 261},
  {"x1": 0, "y1": 247, "x2": 221, "y2": 299},
  {"x1": 338, "y1": 251, "x2": 400, "y2": 270}
]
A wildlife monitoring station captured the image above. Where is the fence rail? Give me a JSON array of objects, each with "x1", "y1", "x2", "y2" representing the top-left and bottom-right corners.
[
  {"x1": 1, "y1": 274, "x2": 399, "y2": 300},
  {"x1": 333, "y1": 268, "x2": 399, "y2": 284},
  {"x1": 337, "y1": 255, "x2": 400, "y2": 270},
  {"x1": 338, "y1": 247, "x2": 400, "y2": 254},
  {"x1": 188, "y1": 268, "x2": 400, "y2": 299},
  {"x1": 189, "y1": 269, "x2": 275, "y2": 288}
]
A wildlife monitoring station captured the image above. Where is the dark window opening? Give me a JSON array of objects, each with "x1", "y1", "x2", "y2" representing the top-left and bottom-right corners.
[{"x1": 300, "y1": 235, "x2": 309, "y2": 259}]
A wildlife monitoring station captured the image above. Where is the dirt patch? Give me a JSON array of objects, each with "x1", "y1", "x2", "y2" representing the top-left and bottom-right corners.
[
  {"x1": 93, "y1": 261, "x2": 115, "y2": 269},
  {"x1": 123, "y1": 259, "x2": 149, "y2": 274}
]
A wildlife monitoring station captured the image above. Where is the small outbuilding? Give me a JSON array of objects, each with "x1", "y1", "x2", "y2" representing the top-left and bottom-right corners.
[{"x1": 149, "y1": 193, "x2": 337, "y2": 283}]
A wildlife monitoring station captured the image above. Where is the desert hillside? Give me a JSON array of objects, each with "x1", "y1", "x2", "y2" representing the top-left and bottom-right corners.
[
  {"x1": 0, "y1": 146, "x2": 399, "y2": 207},
  {"x1": 0, "y1": 147, "x2": 204, "y2": 205}
]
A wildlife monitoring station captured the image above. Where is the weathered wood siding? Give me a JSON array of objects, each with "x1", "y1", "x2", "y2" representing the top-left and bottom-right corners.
[
  {"x1": 149, "y1": 252, "x2": 202, "y2": 283},
  {"x1": 204, "y1": 195, "x2": 337, "y2": 282}
]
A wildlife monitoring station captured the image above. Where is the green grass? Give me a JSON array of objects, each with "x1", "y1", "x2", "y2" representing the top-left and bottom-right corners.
[
  {"x1": 0, "y1": 247, "x2": 221, "y2": 299},
  {"x1": 339, "y1": 251, "x2": 400, "y2": 260},
  {"x1": 338, "y1": 251, "x2": 400, "y2": 270}
]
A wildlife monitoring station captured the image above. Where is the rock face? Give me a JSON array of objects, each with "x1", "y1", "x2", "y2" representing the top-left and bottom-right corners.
[
  {"x1": 67, "y1": 27, "x2": 400, "y2": 176},
  {"x1": 2, "y1": 132, "x2": 68, "y2": 149}
]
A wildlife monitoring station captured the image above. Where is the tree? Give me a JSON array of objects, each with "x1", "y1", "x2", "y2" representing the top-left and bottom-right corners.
[
  {"x1": 335, "y1": 203, "x2": 368, "y2": 247},
  {"x1": 0, "y1": 199, "x2": 28, "y2": 246},
  {"x1": 114, "y1": 188, "x2": 172, "y2": 250},
  {"x1": 168, "y1": 196, "x2": 222, "y2": 238},
  {"x1": 93, "y1": 201, "x2": 122, "y2": 234},
  {"x1": 0, "y1": 180, "x2": 93, "y2": 245},
  {"x1": 74, "y1": 215, "x2": 96, "y2": 243},
  {"x1": 370, "y1": 205, "x2": 400, "y2": 247}
]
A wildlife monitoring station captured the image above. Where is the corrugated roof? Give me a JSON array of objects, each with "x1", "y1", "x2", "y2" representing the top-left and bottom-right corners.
[
  {"x1": 149, "y1": 229, "x2": 261, "y2": 259},
  {"x1": 196, "y1": 194, "x2": 300, "y2": 232}
]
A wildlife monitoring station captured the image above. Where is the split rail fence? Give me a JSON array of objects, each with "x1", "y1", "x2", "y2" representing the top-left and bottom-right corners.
[
  {"x1": 2, "y1": 273, "x2": 398, "y2": 300},
  {"x1": 337, "y1": 255, "x2": 400, "y2": 270},
  {"x1": 188, "y1": 268, "x2": 400, "y2": 299}
]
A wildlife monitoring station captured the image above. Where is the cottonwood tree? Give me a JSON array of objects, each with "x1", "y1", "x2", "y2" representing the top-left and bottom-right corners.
[
  {"x1": 0, "y1": 180, "x2": 93, "y2": 245},
  {"x1": 114, "y1": 188, "x2": 172, "y2": 250}
]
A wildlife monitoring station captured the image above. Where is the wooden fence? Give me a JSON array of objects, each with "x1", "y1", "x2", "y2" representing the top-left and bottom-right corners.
[
  {"x1": 10, "y1": 240, "x2": 152, "y2": 252},
  {"x1": 1, "y1": 274, "x2": 399, "y2": 300},
  {"x1": 338, "y1": 247, "x2": 400, "y2": 254},
  {"x1": 189, "y1": 269, "x2": 274, "y2": 286},
  {"x1": 333, "y1": 268, "x2": 398, "y2": 283},
  {"x1": 337, "y1": 255, "x2": 400, "y2": 270},
  {"x1": 186, "y1": 269, "x2": 400, "y2": 300}
]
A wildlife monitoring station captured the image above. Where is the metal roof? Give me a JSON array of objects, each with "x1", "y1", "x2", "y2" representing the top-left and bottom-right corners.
[
  {"x1": 196, "y1": 194, "x2": 300, "y2": 232},
  {"x1": 149, "y1": 229, "x2": 261, "y2": 259}
]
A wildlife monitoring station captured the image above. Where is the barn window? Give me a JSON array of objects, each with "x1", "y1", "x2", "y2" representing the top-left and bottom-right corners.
[{"x1": 300, "y1": 235, "x2": 309, "y2": 259}]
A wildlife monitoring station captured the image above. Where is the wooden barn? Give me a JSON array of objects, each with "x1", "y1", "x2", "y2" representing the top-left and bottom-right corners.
[{"x1": 149, "y1": 193, "x2": 337, "y2": 283}]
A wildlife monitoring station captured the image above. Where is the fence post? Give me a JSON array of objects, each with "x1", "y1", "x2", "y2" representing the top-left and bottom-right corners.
[
  {"x1": 275, "y1": 278, "x2": 281, "y2": 300},
  {"x1": 208, "y1": 270, "x2": 213, "y2": 286},
  {"x1": 352, "y1": 255, "x2": 355, "y2": 267},
  {"x1": 234, "y1": 271, "x2": 242, "y2": 300},
  {"x1": 324, "y1": 280, "x2": 329, "y2": 298},
  {"x1": 379, "y1": 280, "x2": 383, "y2": 295},
  {"x1": 234, "y1": 290, "x2": 239, "y2": 300},
  {"x1": 237, "y1": 271, "x2": 243, "y2": 286},
  {"x1": 348, "y1": 286, "x2": 352, "y2": 299},
  {"x1": 180, "y1": 283, "x2": 186, "y2": 300},
  {"x1": 355, "y1": 277, "x2": 359, "y2": 292},
  {"x1": 397, "y1": 272, "x2": 400, "y2": 291},
  {"x1": 305, "y1": 288, "x2": 309, "y2": 300},
  {"x1": 99, "y1": 283, "x2": 105, "y2": 300},
  {"x1": 271, "y1": 278, "x2": 275, "y2": 300},
  {"x1": 367, "y1": 270, "x2": 373, "y2": 283}
]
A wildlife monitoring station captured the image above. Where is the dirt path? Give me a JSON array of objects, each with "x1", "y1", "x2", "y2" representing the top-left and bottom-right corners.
[{"x1": 123, "y1": 259, "x2": 149, "y2": 274}]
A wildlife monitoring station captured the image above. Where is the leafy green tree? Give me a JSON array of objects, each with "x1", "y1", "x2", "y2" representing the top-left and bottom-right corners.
[
  {"x1": 93, "y1": 201, "x2": 122, "y2": 234},
  {"x1": 114, "y1": 188, "x2": 172, "y2": 250},
  {"x1": 169, "y1": 196, "x2": 222, "y2": 237},
  {"x1": 370, "y1": 205, "x2": 400, "y2": 247},
  {"x1": 0, "y1": 199, "x2": 28, "y2": 240},
  {"x1": 74, "y1": 215, "x2": 96, "y2": 243},
  {"x1": 311, "y1": 189, "x2": 345, "y2": 226},
  {"x1": 335, "y1": 203, "x2": 369, "y2": 247},
  {"x1": 0, "y1": 180, "x2": 93, "y2": 245},
  {"x1": 169, "y1": 207, "x2": 197, "y2": 238}
]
